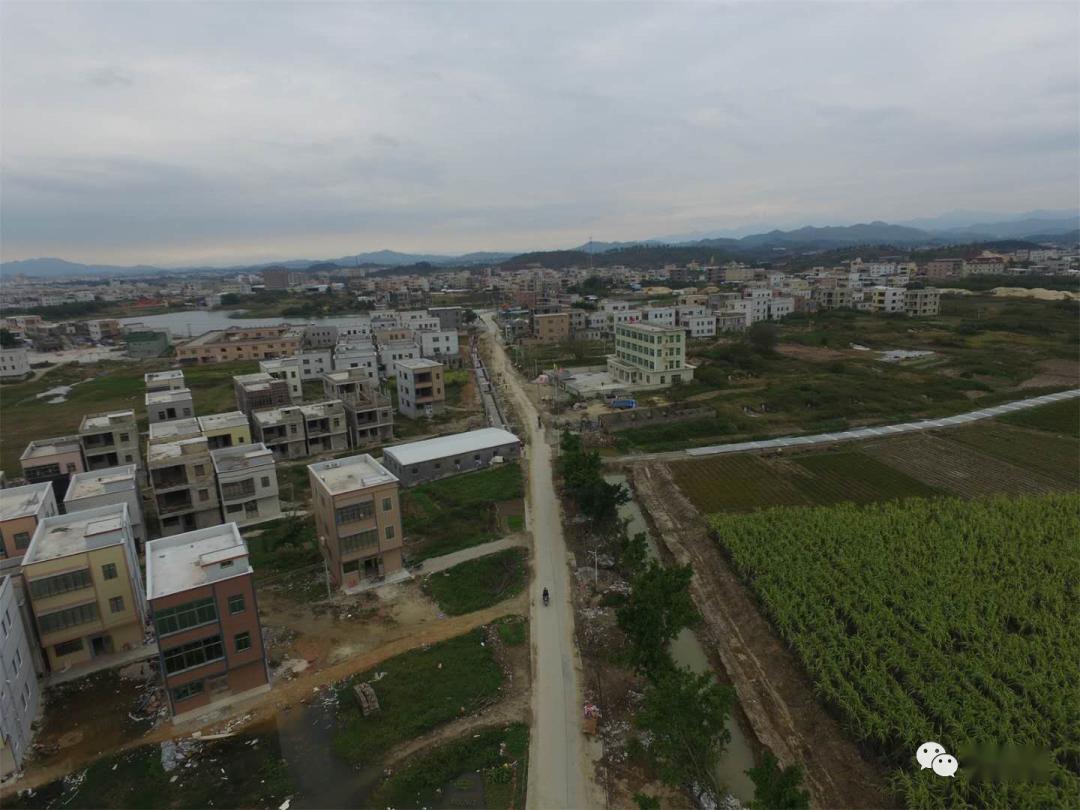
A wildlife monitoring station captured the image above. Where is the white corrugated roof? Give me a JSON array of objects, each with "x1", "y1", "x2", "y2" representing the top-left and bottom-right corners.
[{"x1": 384, "y1": 428, "x2": 521, "y2": 467}]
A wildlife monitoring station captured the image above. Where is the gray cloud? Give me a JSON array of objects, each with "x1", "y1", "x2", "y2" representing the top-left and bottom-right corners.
[{"x1": 1, "y1": 1, "x2": 1077, "y2": 266}]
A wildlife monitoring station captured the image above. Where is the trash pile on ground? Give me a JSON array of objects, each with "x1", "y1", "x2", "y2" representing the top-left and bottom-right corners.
[{"x1": 160, "y1": 738, "x2": 203, "y2": 772}]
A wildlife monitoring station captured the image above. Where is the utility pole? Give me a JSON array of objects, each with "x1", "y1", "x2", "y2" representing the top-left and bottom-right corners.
[{"x1": 587, "y1": 548, "x2": 599, "y2": 584}]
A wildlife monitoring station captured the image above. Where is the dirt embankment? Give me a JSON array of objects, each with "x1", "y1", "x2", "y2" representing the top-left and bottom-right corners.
[{"x1": 632, "y1": 464, "x2": 891, "y2": 810}]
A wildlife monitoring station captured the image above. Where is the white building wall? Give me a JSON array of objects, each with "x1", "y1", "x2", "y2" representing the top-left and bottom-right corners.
[
  {"x1": 0, "y1": 347, "x2": 30, "y2": 379},
  {"x1": 0, "y1": 577, "x2": 41, "y2": 778}
]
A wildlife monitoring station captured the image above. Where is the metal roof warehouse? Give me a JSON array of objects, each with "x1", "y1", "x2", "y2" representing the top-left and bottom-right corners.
[{"x1": 381, "y1": 428, "x2": 522, "y2": 487}]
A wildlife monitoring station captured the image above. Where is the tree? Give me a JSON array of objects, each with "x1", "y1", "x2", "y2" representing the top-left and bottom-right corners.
[
  {"x1": 619, "y1": 531, "x2": 650, "y2": 575},
  {"x1": 0, "y1": 329, "x2": 19, "y2": 348},
  {"x1": 747, "y1": 752, "x2": 810, "y2": 810},
  {"x1": 635, "y1": 667, "x2": 732, "y2": 802},
  {"x1": 462, "y1": 309, "x2": 479, "y2": 324},
  {"x1": 219, "y1": 293, "x2": 240, "y2": 307},
  {"x1": 747, "y1": 321, "x2": 778, "y2": 354},
  {"x1": 617, "y1": 562, "x2": 700, "y2": 680}
]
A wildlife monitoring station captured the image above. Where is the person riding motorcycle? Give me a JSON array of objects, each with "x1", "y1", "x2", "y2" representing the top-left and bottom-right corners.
[{"x1": 542, "y1": 587, "x2": 549, "y2": 605}]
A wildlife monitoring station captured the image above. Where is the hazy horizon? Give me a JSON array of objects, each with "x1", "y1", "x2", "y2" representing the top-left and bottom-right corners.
[{"x1": 2, "y1": 1, "x2": 1078, "y2": 267}]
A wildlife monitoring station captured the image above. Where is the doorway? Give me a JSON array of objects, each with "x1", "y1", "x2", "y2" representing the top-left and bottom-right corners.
[{"x1": 90, "y1": 634, "x2": 114, "y2": 658}]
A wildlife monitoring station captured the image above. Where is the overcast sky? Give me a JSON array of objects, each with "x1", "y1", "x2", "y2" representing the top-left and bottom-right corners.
[{"x1": 2, "y1": 1, "x2": 1078, "y2": 266}]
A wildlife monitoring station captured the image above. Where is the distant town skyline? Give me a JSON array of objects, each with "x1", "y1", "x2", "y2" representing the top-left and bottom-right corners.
[{"x1": 2, "y1": 1, "x2": 1078, "y2": 266}]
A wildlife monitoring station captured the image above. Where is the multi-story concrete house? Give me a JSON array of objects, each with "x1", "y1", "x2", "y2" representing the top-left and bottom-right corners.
[
  {"x1": 322, "y1": 370, "x2": 394, "y2": 447},
  {"x1": 428, "y1": 306, "x2": 464, "y2": 331},
  {"x1": 870, "y1": 286, "x2": 907, "y2": 314},
  {"x1": 768, "y1": 297, "x2": 795, "y2": 320},
  {"x1": 395, "y1": 359, "x2": 445, "y2": 419},
  {"x1": 303, "y1": 324, "x2": 338, "y2": 348},
  {"x1": 0, "y1": 483, "x2": 58, "y2": 573},
  {"x1": 812, "y1": 287, "x2": 854, "y2": 310},
  {"x1": 211, "y1": 444, "x2": 281, "y2": 527},
  {"x1": 607, "y1": 322, "x2": 695, "y2": 389},
  {"x1": 333, "y1": 343, "x2": 378, "y2": 377},
  {"x1": 378, "y1": 339, "x2": 419, "y2": 379},
  {"x1": 374, "y1": 327, "x2": 415, "y2": 347},
  {"x1": 149, "y1": 418, "x2": 202, "y2": 445},
  {"x1": 0, "y1": 575, "x2": 41, "y2": 777},
  {"x1": 905, "y1": 287, "x2": 941, "y2": 317},
  {"x1": 642, "y1": 307, "x2": 677, "y2": 327},
  {"x1": 415, "y1": 330, "x2": 460, "y2": 366},
  {"x1": 23, "y1": 503, "x2": 147, "y2": 672},
  {"x1": 295, "y1": 350, "x2": 334, "y2": 380},
  {"x1": 125, "y1": 329, "x2": 172, "y2": 358},
  {"x1": 682, "y1": 313, "x2": 717, "y2": 338},
  {"x1": 80, "y1": 410, "x2": 141, "y2": 472},
  {"x1": 381, "y1": 428, "x2": 523, "y2": 487},
  {"x1": 252, "y1": 407, "x2": 307, "y2": 460},
  {"x1": 144, "y1": 370, "x2": 185, "y2": 393},
  {"x1": 336, "y1": 322, "x2": 372, "y2": 342},
  {"x1": 300, "y1": 401, "x2": 349, "y2": 454},
  {"x1": 19, "y1": 437, "x2": 85, "y2": 502},
  {"x1": 233, "y1": 372, "x2": 293, "y2": 417},
  {"x1": 148, "y1": 437, "x2": 221, "y2": 536},
  {"x1": 146, "y1": 388, "x2": 195, "y2": 424},
  {"x1": 532, "y1": 312, "x2": 570, "y2": 343},
  {"x1": 197, "y1": 411, "x2": 252, "y2": 450},
  {"x1": 259, "y1": 357, "x2": 303, "y2": 403},
  {"x1": 146, "y1": 525, "x2": 270, "y2": 720},
  {"x1": 308, "y1": 455, "x2": 404, "y2": 590},
  {"x1": 175, "y1": 326, "x2": 303, "y2": 365},
  {"x1": 64, "y1": 466, "x2": 146, "y2": 549},
  {"x1": 0, "y1": 346, "x2": 31, "y2": 380}
]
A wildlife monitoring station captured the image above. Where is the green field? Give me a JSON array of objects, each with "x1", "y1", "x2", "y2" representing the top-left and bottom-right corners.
[
  {"x1": 332, "y1": 628, "x2": 504, "y2": 765},
  {"x1": 0, "y1": 358, "x2": 255, "y2": 475},
  {"x1": 424, "y1": 548, "x2": 528, "y2": 615},
  {"x1": 999, "y1": 397, "x2": 1080, "y2": 437},
  {"x1": 403, "y1": 463, "x2": 525, "y2": 560},
  {"x1": 946, "y1": 424, "x2": 1080, "y2": 485},
  {"x1": 709, "y1": 494, "x2": 1080, "y2": 809},
  {"x1": 672, "y1": 452, "x2": 941, "y2": 514},
  {"x1": 243, "y1": 514, "x2": 320, "y2": 575},
  {"x1": 370, "y1": 724, "x2": 528, "y2": 810}
]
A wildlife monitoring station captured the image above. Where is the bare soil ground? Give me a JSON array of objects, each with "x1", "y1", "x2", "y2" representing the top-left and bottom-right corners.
[
  {"x1": 1018, "y1": 358, "x2": 1080, "y2": 390},
  {"x1": 632, "y1": 463, "x2": 891, "y2": 810},
  {"x1": 775, "y1": 343, "x2": 851, "y2": 362}
]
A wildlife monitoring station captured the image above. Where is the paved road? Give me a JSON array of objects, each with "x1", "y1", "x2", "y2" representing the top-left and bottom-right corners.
[
  {"x1": 611, "y1": 388, "x2": 1080, "y2": 463},
  {"x1": 481, "y1": 314, "x2": 592, "y2": 810}
]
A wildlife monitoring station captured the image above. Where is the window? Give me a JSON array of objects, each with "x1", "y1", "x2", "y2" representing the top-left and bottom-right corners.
[
  {"x1": 66, "y1": 463, "x2": 77, "y2": 474},
  {"x1": 222, "y1": 479, "x2": 255, "y2": 500},
  {"x1": 382, "y1": 497, "x2": 392, "y2": 512},
  {"x1": 340, "y1": 529, "x2": 379, "y2": 554},
  {"x1": 154, "y1": 597, "x2": 217, "y2": 636},
  {"x1": 109, "y1": 596, "x2": 125, "y2": 613},
  {"x1": 335, "y1": 502, "x2": 373, "y2": 525},
  {"x1": 220, "y1": 559, "x2": 234, "y2": 569},
  {"x1": 343, "y1": 559, "x2": 360, "y2": 574},
  {"x1": 125, "y1": 455, "x2": 134, "y2": 463},
  {"x1": 261, "y1": 476, "x2": 271, "y2": 488},
  {"x1": 198, "y1": 489, "x2": 210, "y2": 502},
  {"x1": 385, "y1": 525, "x2": 395, "y2": 540},
  {"x1": 228, "y1": 594, "x2": 245, "y2": 614},
  {"x1": 194, "y1": 464, "x2": 206, "y2": 477},
  {"x1": 102, "y1": 562, "x2": 118, "y2": 580},
  {"x1": 29, "y1": 568, "x2": 92, "y2": 599},
  {"x1": 38, "y1": 602, "x2": 99, "y2": 635},
  {"x1": 162, "y1": 636, "x2": 224, "y2": 674},
  {"x1": 54, "y1": 638, "x2": 84, "y2": 657},
  {"x1": 13, "y1": 532, "x2": 30, "y2": 550},
  {"x1": 234, "y1": 631, "x2": 252, "y2": 653},
  {"x1": 119, "y1": 433, "x2": 130, "y2": 442},
  {"x1": 171, "y1": 680, "x2": 205, "y2": 703}
]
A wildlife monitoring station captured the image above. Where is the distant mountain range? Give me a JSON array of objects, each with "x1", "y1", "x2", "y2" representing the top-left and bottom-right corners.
[{"x1": 3, "y1": 210, "x2": 1076, "y2": 279}]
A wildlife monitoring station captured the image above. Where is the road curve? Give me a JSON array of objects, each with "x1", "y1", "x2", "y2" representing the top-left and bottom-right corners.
[
  {"x1": 480, "y1": 315, "x2": 593, "y2": 810},
  {"x1": 609, "y1": 388, "x2": 1080, "y2": 464}
]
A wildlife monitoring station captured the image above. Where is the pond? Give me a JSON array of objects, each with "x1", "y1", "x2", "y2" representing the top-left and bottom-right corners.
[{"x1": 605, "y1": 473, "x2": 759, "y2": 804}]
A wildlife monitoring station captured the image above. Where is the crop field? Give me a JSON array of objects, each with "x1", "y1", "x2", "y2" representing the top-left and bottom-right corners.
[
  {"x1": 864, "y1": 433, "x2": 1069, "y2": 498},
  {"x1": 999, "y1": 398, "x2": 1080, "y2": 438},
  {"x1": 671, "y1": 452, "x2": 941, "y2": 514},
  {"x1": 945, "y1": 424, "x2": 1079, "y2": 486},
  {"x1": 708, "y1": 494, "x2": 1080, "y2": 809}
]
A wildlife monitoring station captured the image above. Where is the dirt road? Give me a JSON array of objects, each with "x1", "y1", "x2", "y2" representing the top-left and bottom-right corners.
[
  {"x1": 632, "y1": 464, "x2": 890, "y2": 810},
  {"x1": 481, "y1": 314, "x2": 595, "y2": 810}
]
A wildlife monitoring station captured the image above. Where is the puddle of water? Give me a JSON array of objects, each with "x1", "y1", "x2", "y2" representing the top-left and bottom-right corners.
[{"x1": 606, "y1": 474, "x2": 758, "y2": 804}]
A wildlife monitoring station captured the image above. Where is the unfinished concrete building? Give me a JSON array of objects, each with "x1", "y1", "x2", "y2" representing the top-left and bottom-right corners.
[
  {"x1": 299, "y1": 400, "x2": 349, "y2": 455},
  {"x1": 148, "y1": 437, "x2": 222, "y2": 536},
  {"x1": 233, "y1": 372, "x2": 293, "y2": 417},
  {"x1": 252, "y1": 407, "x2": 307, "y2": 460},
  {"x1": 321, "y1": 370, "x2": 394, "y2": 448},
  {"x1": 210, "y1": 444, "x2": 281, "y2": 527},
  {"x1": 79, "y1": 411, "x2": 141, "y2": 473}
]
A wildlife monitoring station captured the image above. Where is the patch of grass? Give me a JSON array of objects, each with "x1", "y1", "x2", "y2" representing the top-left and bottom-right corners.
[
  {"x1": 276, "y1": 462, "x2": 312, "y2": 504},
  {"x1": 614, "y1": 416, "x2": 743, "y2": 453},
  {"x1": 507, "y1": 514, "x2": 524, "y2": 532},
  {"x1": 244, "y1": 514, "x2": 320, "y2": 575},
  {"x1": 999, "y1": 398, "x2": 1080, "y2": 437},
  {"x1": 790, "y1": 452, "x2": 942, "y2": 503},
  {"x1": 496, "y1": 615, "x2": 527, "y2": 646},
  {"x1": 425, "y1": 548, "x2": 528, "y2": 615},
  {"x1": 403, "y1": 463, "x2": 524, "y2": 560},
  {"x1": 332, "y1": 628, "x2": 504, "y2": 765},
  {"x1": 369, "y1": 724, "x2": 529, "y2": 810},
  {"x1": 4, "y1": 733, "x2": 292, "y2": 809}
]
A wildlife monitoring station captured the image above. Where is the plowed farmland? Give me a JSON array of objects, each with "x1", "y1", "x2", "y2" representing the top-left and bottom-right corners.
[{"x1": 709, "y1": 494, "x2": 1080, "y2": 810}]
